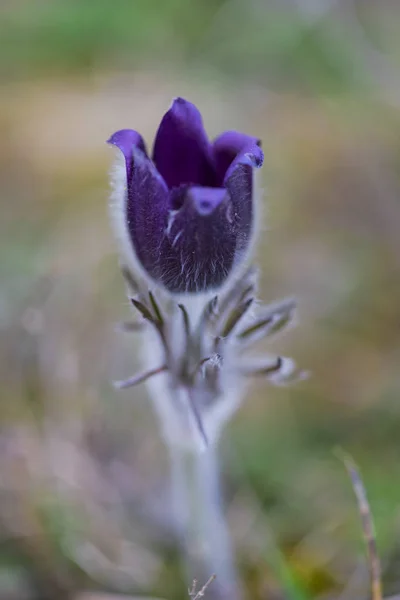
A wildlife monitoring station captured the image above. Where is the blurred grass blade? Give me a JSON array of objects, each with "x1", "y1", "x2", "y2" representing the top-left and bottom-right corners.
[{"x1": 339, "y1": 450, "x2": 383, "y2": 600}]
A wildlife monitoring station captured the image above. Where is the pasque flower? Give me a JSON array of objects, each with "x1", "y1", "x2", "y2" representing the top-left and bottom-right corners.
[
  {"x1": 108, "y1": 98, "x2": 302, "y2": 599},
  {"x1": 108, "y1": 97, "x2": 263, "y2": 294}
]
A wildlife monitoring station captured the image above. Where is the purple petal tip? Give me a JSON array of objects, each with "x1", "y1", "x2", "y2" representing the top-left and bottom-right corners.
[{"x1": 107, "y1": 129, "x2": 147, "y2": 156}]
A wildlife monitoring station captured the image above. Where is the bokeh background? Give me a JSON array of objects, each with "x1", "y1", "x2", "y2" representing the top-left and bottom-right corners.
[{"x1": 1, "y1": 1, "x2": 400, "y2": 598}]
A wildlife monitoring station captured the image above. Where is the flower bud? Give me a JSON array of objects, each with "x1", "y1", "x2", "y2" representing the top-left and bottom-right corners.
[{"x1": 108, "y1": 97, "x2": 263, "y2": 294}]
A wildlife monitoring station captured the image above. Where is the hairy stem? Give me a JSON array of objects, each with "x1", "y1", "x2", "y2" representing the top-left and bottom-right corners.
[{"x1": 169, "y1": 438, "x2": 241, "y2": 600}]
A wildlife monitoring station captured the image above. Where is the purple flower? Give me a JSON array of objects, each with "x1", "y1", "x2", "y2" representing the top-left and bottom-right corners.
[{"x1": 108, "y1": 98, "x2": 263, "y2": 294}]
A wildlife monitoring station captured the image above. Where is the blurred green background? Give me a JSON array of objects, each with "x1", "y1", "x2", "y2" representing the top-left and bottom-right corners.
[{"x1": 1, "y1": 0, "x2": 400, "y2": 598}]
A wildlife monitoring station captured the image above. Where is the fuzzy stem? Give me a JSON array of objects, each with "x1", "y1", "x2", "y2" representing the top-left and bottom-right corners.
[
  {"x1": 169, "y1": 440, "x2": 241, "y2": 600},
  {"x1": 139, "y1": 294, "x2": 246, "y2": 598}
]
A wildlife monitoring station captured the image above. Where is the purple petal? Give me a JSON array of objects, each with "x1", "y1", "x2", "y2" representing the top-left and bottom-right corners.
[
  {"x1": 224, "y1": 164, "x2": 254, "y2": 258},
  {"x1": 108, "y1": 111, "x2": 264, "y2": 294},
  {"x1": 158, "y1": 186, "x2": 237, "y2": 293},
  {"x1": 152, "y1": 97, "x2": 217, "y2": 189},
  {"x1": 213, "y1": 131, "x2": 263, "y2": 184},
  {"x1": 124, "y1": 148, "x2": 171, "y2": 281},
  {"x1": 107, "y1": 129, "x2": 148, "y2": 181},
  {"x1": 213, "y1": 131, "x2": 264, "y2": 258}
]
